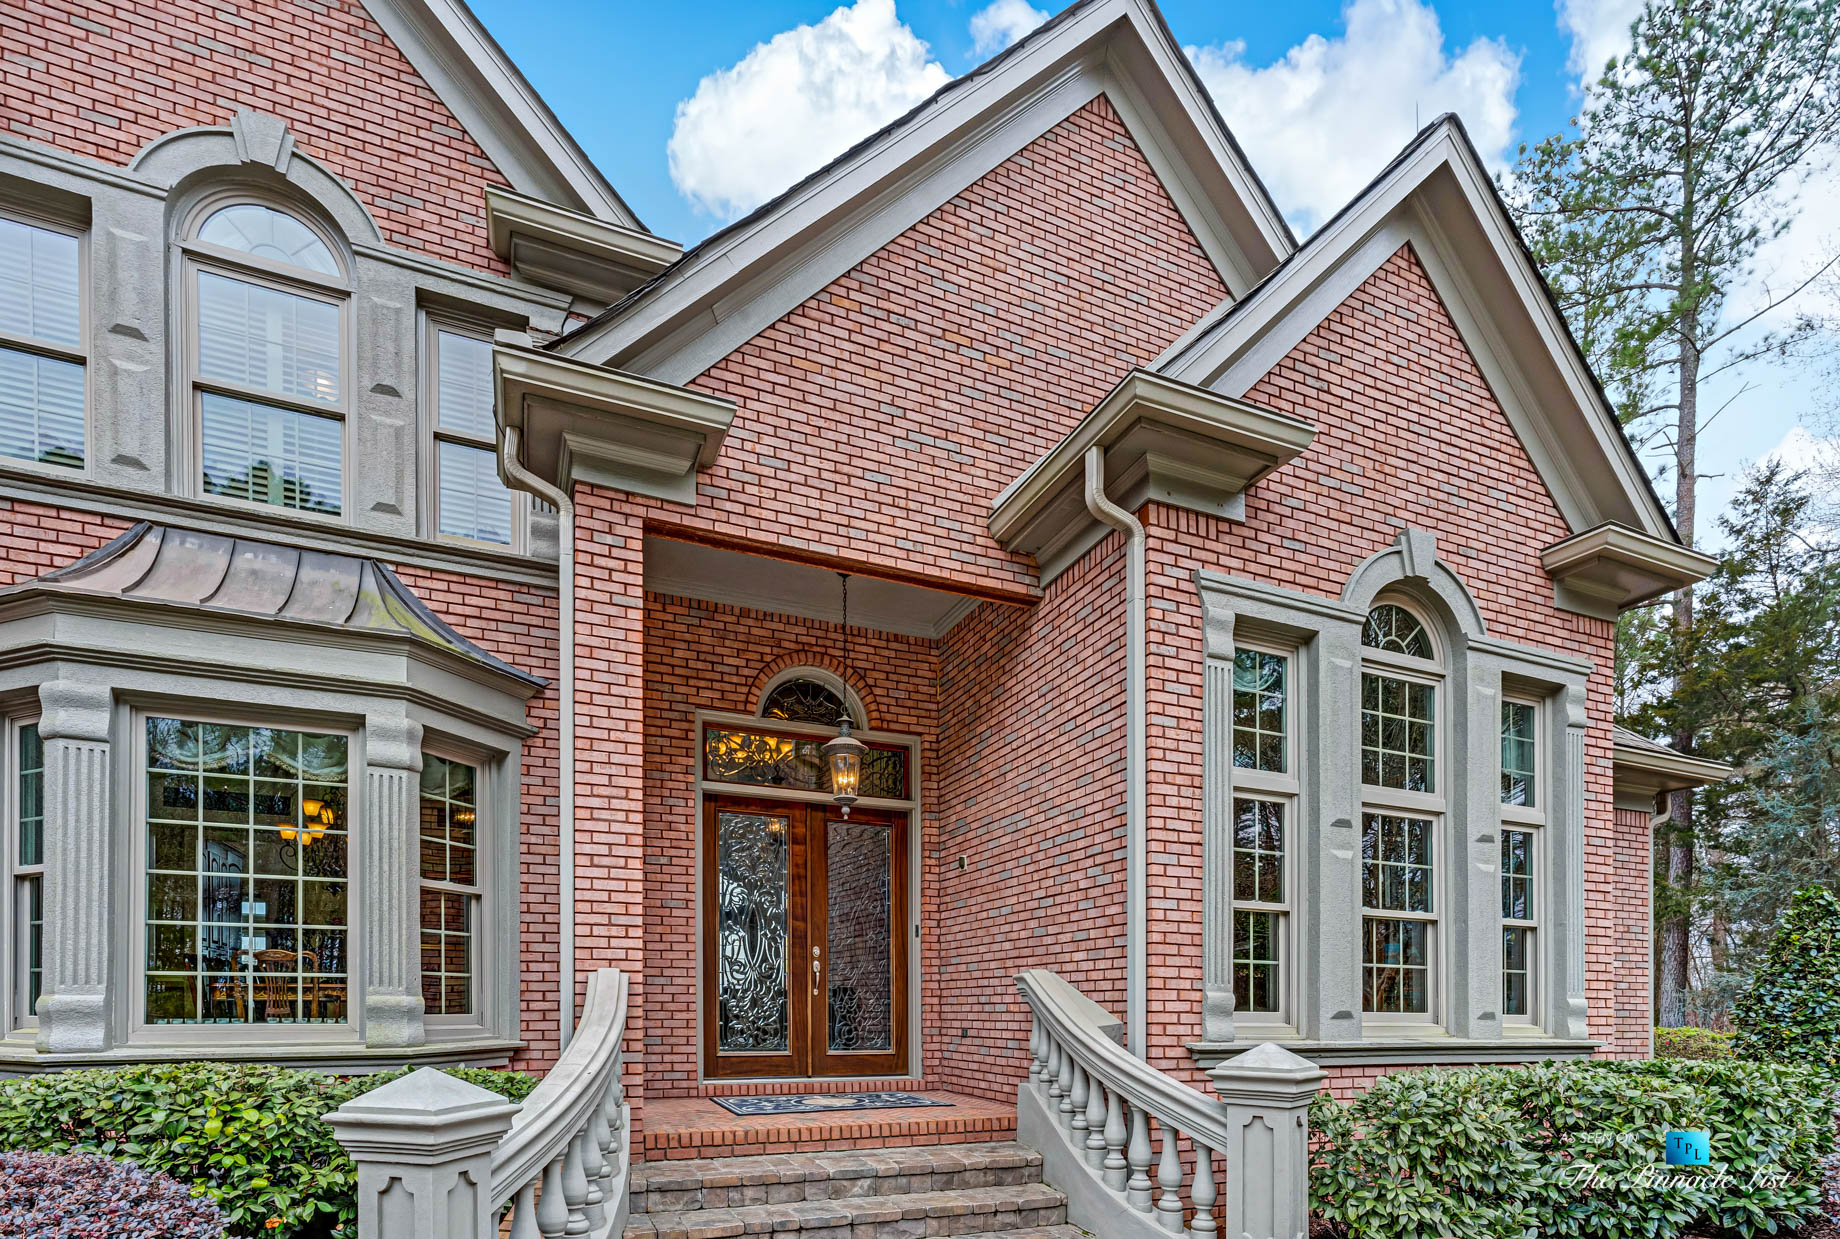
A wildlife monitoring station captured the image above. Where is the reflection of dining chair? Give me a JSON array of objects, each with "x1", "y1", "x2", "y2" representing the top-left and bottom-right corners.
[{"x1": 246, "y1": 949, "x2": 318, "y2": 1022}]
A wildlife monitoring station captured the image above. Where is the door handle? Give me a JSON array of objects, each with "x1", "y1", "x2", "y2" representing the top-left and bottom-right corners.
[{"x1": 812, "y1": 947, "x2": 822, "y2": 996}]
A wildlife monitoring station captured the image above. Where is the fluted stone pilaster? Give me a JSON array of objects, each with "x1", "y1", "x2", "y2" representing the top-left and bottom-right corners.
[
  {"x1": 1200, "y1": 614, "x2": 1236, "y2": 1043},
  {"x1": 363, "y1": 713, "x2": 425, "y2": 1048},
  {"x1": 1555, "y1": 685, "x2": 1592, "y2": 1040},
  {"x1": 36, "y1": 680, "x2": 113, "y2": 1053}
]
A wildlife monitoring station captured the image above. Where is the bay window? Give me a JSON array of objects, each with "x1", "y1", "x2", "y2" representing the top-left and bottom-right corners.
[
  {"x1": 0, "y1": 213, "x2": 84, "y2": 469},
  {"x1": 184, "y1": 200, "x2": 347, "y2": 516},
  {"x1": 142, "y1": 718, "x2": 351, "y2": 1026},
  {"x1": 419, "y1": 754, "x2": 481, "y2": 1018}
]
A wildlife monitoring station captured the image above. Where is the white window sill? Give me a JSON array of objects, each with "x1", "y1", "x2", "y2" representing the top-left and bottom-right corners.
[
  {"x1": 0, "y1": 1036, "x2": 525, "y2": 1074},
  {"x1": 1187, "y1": 1034, "x2": 1599, "y2": 1069}
]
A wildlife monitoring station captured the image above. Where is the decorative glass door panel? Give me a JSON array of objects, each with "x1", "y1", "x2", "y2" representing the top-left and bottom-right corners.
[{"x1": 703, "y1": 797, "x2": 907, "y2": 1079}]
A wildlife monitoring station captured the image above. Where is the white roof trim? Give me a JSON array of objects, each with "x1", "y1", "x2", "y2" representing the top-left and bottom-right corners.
[
  {"x1": 1158, "y1": 119, "x2": 1674, "y2": 542},
  {"x1": 555, "y1": 0, "x2": 1292, "y2": 380},
  {"x1": 358, "y1": 0, "x2": 641, "y2": 229}
]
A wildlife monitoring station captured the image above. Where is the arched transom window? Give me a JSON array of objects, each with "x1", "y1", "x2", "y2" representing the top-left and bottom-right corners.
[
  {"x1": 1358, "y1": 599, "x2": 1444, "y2": 1021},
  {"x1": 184, "y1": 199, "x2": 348, "y2": 518},
  {"x1": 759, "y1": 676, "x2": 853, "y2": 726}
]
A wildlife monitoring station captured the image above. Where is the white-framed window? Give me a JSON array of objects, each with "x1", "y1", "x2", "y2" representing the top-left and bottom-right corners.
[
  {"x1": 1229, "y1": 644, "x2": 1296, "y2": 1022},
  {"x1": 1359, "y1": 601, "x2": 1444, "y2": 1020},
  {"x1": 9, "y1": 719, "x2": 43, "y2": 1029},
  {"x1": 0, "y1": 212, "x2": 85, "y2": 470},
  {"x1": 426, "y1": 322, "x2": 519, "y2": 548},
  {"x1": 140, "y1": 715, "x2": 352, "y2": 1029},
  {"x1": 181, "y1": 198, "x2": 349, "y2": 517},
  {"x1": 418, "y1": 752, "x2": 481, "y2": 1021},
  {"x1": 1501, "y1": 698, "x2": 1544, "y2": 1022}
]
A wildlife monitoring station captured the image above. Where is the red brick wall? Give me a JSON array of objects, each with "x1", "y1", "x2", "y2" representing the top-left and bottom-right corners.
[
  {"x1": 641, "y1": 592, "x2": 939, "y2": 1096},
  {"x1": 615, "y1": 95, "x2": 1229, "y2": 602},
  {"x1": 0, "y1": 500, "x2": 128, "y2": 582},
  {"x1": 1, "y1": 0, "x2": 511, "y2": 272},
  {"x1": 934, "y1": 534, "x2": 1128, "y2": 1099},
  {"x1": 1140, "y1": 246, "x2": 1628, "y2": 1091},
  {"x1": 1607, "y1": 805, "x2": 1656, "y2": 1057},
  {"x1": 570, "y1": 486, "x2": 649, "y2": 1111},
  {"x1": 387, "y1": 562, "x2": 560, "y2": 1070}
]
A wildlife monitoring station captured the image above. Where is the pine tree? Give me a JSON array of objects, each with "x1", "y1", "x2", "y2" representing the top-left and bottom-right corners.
[{"x1": 1507, "y1": 0, "x2": 1840, "y2": 1024}]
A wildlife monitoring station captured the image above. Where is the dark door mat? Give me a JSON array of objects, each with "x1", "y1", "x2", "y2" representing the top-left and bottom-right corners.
[{"x1": 711, "y1": 1091, "x2": 954, "y2": 1117}]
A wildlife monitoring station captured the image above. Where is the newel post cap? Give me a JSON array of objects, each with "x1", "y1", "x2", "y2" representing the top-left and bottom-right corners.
[
  {"x1": 323, "y1": 1067, "x2": 519, "y2": 1163},
  {"x1": 1206, "y1": 1042, "x2": 1326, "y2": 1107}
]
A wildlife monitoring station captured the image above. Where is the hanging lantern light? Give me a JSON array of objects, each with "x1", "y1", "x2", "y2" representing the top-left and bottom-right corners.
[{"x1": 824, "y1": 572, "x2": 868, "y2": 818}]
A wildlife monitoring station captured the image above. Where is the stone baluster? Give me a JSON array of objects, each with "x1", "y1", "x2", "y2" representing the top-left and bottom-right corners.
[
  {"x1": 1047, "y1": 1037, "x2": 1064, "y2": 1103},
  {"x1": 1056, "y1": 1045, "x2": 1074, "y2": 1114},
  {"x1": 561, "y1": 1132, "x2": 589, "y2": 1234},
  {"x1": 1084, "y1": 1076, "x2": 1108, "y2": 1168},
  {"x1": 508, "y1": 1183, "x2": 540, "y2": 1239},
  {"x1": 1155, "y1": 1121, "x2": 1186, "y2": 1233},
  {"x1": 589, "y1": 1079, "x2": 615, "y2": 1208},
  {"x1": 1126, "y1": 1105, "x2": 1154, "y2": 1213},
  {"x1": 1069, "y1": 1062, "x2": 1089, "y2": 1141},
  {"x1": 1103, "y1": 1085, "x2": 1128, "y2": 1188},
  {"x1": 536, "y1": 1156, "x2": 568, "y2": 1238},
  {"x1": 578, "y1": 1123, "x2": 605, "y2": 1229},
  {"x1": 1191, "y1": 1143, "x2": 1218, "y2": 1235}
]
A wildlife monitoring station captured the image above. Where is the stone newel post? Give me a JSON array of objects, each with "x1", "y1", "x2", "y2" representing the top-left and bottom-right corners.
[
  {"x1": 324, "y1": 1068, "x2": 518, "y2": 1239},
  {"x1": 1208, "y1": 1043, "x2": 1325, "y2": 1239}
]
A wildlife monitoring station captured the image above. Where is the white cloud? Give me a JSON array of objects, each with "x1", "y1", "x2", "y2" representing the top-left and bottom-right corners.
[
  {"x1": 970, "y1": 0, "x2": 1049, "y2": 57},
  {"x1": 1187, "y1": 0, "x2": 1520, "y2": 236},
  {"x1": 1556, "y1": 0, "x2": 1640, "y2": 83},
  {"x1": 667, "y1": 0, "x2": 951, "y2": 221}
]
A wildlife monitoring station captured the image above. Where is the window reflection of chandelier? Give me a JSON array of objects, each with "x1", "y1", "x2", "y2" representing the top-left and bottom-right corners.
[{"x1": 284, "y1": 797, "x2": 338, "y2": 845}]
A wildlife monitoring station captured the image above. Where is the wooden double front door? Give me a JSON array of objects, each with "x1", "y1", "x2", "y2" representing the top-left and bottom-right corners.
[{"x1": 702, "y1": 796, "x2": 910, "y2": 1078}]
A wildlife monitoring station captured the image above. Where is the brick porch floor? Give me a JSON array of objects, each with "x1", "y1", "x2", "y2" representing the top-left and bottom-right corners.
[{"x1": 639, "y1": 1089, "x2": 1018, "y2": 1161}]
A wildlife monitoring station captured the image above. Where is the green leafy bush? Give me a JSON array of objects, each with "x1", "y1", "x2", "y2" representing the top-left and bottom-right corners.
[
  {"x1": 1309, "y1": 1058, "x2": 1837, "y2": 1239},
  {"x1": 1652, "y1": 1026, "x2": 1735, "y2": 1060},
  {"x1": 1732, "y1": 884, "x2": 1840, "y2": 1071},
  {"x1": 0, "y1": 1063, "x2": 533, "y2": 1238}
]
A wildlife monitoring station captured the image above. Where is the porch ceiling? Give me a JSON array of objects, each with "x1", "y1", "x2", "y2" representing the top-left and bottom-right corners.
[{"x1": 644, "y1": 537, "x2": 982, "y2": 639}]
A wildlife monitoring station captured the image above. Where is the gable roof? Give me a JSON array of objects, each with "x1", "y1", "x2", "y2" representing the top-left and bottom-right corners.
[
  {"x1": 9, "y1": 522, "x2": 544, "y2": 688},
  {"x1": 1156, "y1": 114, "x2": 1677, "y2": 543},
  {"x1": 359, "y1": 0, "x2": 643, "y2": 229},
  {"x1": 552, "y1": 0, "x2": 1295, "y2": 381}
]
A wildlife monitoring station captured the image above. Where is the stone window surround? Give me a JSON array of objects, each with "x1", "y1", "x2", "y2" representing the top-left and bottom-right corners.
[
  {"x1": 0, "y1": 628, "x2": 532, "y2": 1070},
  {"x1": 1193, "y1": 529, "x2": 1596, "y2": 1067},
  {"x1": 0, "y1": 112, "x2": 573, "y2": 587}
]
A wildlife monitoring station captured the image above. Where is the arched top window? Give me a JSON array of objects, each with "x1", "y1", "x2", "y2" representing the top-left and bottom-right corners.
[
  {"x1": 1362, "y1": 603, "x2": 1433, "y2": 660},
  {"x1": 195, "y1": 203, "x2": 340, "y2": 278},
  {"x1": 759, "y1": 675, "x2": 853, "y2": 726}
]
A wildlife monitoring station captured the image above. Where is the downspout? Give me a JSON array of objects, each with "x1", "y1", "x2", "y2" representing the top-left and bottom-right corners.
[
  {"x1": 1083, "y1": 446, "x2": 1147, "y2": 1058},
  {"x1": 501, "y1": 426, "x2": 578, "y2": 1049}
]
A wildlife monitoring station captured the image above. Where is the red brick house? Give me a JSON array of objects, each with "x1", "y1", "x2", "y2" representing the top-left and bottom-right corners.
[{"x1": 0, "y1": 0, "x2": 1726, "y2": 1176}]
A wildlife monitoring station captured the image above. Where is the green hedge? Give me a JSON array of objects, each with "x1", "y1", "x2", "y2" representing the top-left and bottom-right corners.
[
  {"x1": 1309, "y1": 1058, "x2": 1837, "y2": 1239},
  {"x1": 1733, "y1": 885, "x2": 1840, "y2": 1072},
  {"x1": 1652, "y1": 1026, "x2": 1735, "y2": 1060},
  {"x1": 0, "y1": 1062, "x2": 535, "y2": 1238}
]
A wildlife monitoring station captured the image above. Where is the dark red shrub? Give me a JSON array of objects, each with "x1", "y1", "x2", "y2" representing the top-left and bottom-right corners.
[{"x1": 0, "y1": 1150, "x2": 226, "y2": 1237}]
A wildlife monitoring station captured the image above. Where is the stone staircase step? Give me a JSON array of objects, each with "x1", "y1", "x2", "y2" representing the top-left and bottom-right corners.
[
  {"x1": 622, "y1": 1182, "x2": 1068, "y2": 1238},
  {"x1": 630, "y1": 1143, "x2": 1044, "y2": 1214},
  {"x1": 955, "y1": 1229, "x2": 1090, "y2": 1239}
]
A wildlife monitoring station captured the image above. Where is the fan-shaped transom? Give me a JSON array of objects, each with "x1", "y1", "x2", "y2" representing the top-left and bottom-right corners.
[
  {"x1": 1363, "y1": 603, "x2": 1433, "y2": 660},
  {"x1": 759, "y1": 676, "x2": 850, "y2": 726},
  {"x1": 197, "y1": 203, "x2": 340, "y2": 277}
]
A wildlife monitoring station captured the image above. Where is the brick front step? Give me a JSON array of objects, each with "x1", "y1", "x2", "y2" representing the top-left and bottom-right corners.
[
  {"x1": 631, "y1": 1143, "x2": 1045, "y2": 1214},
  {"x1": 622, "y1": 1182, "x2": 1069, "y2": 1238},
  {"x1": 638, "y1": 1101, "x2": 1018, "y2": 1162}
]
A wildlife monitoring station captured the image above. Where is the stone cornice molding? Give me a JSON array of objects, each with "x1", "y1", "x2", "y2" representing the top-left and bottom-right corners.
[{"x1": 1541, "y1": 522, "x2": 1718, "y2": 619}]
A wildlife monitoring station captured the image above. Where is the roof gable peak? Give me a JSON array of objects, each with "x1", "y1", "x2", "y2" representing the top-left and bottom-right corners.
[{"x1": 554, "y1": 0, "x2": 1293, "y2": 382}]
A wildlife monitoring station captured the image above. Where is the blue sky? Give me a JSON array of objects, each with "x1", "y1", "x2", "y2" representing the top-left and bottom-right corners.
[{"x1": 469, "y1": 0, "x2": 1831, "y2": 534}]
